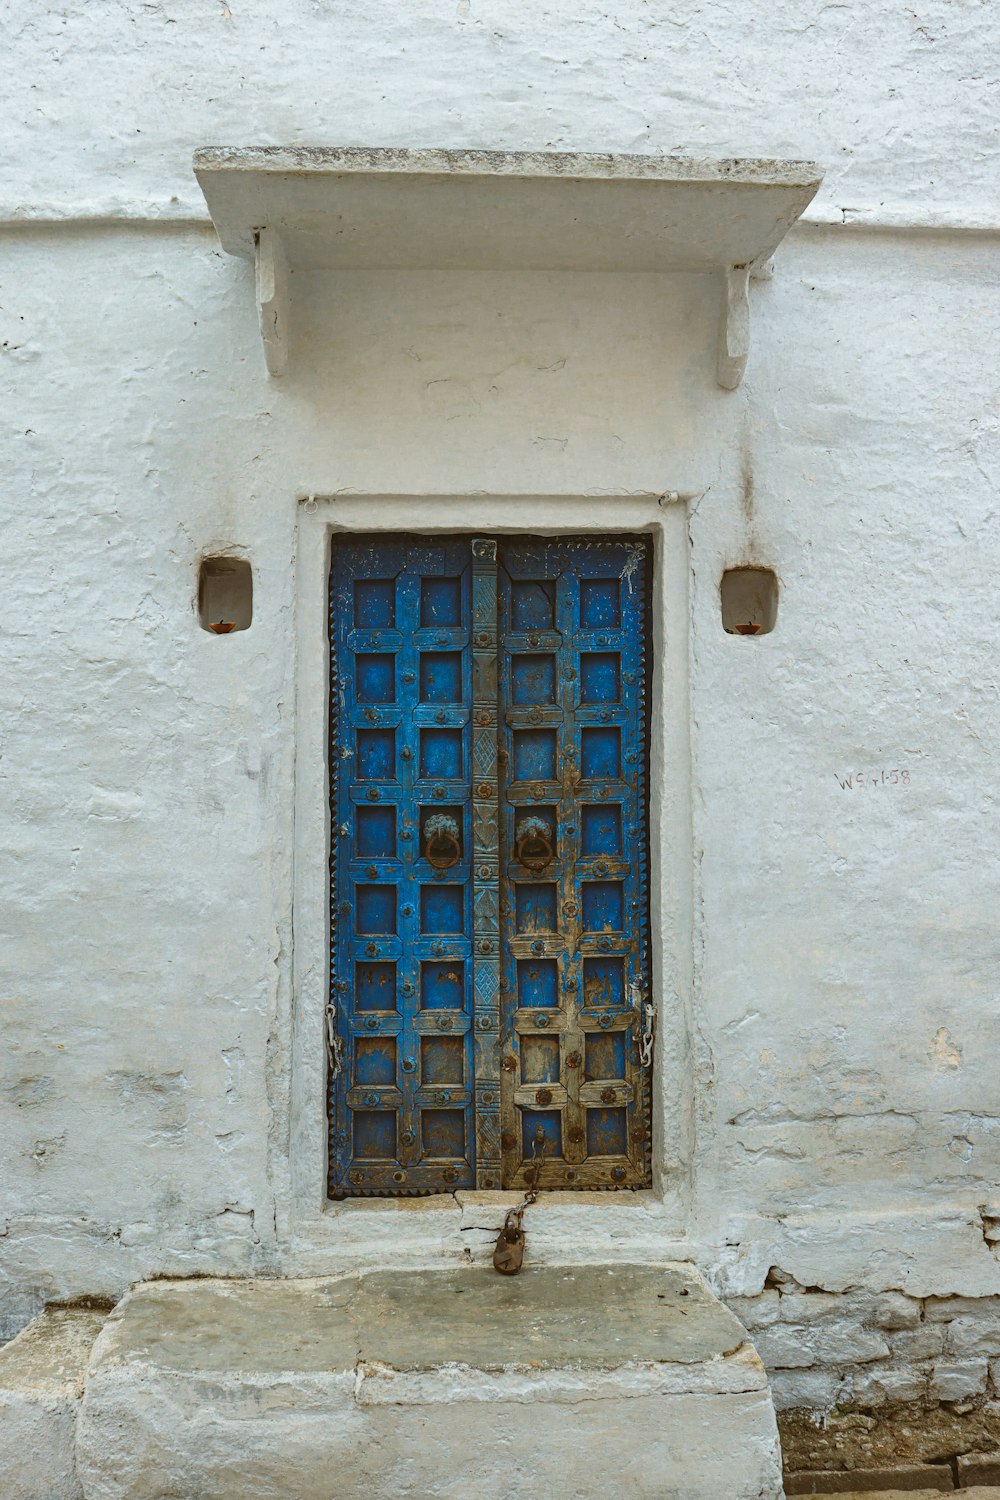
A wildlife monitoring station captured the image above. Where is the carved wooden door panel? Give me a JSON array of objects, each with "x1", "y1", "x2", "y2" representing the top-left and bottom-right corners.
[
  {"x1": 328, "y1": 535, "x2": 652, "y2": 1197},
  {"x1": 328, "y1": 538, "x2": 479, "y2": 1197},
  {"x1": 497, "y1": 539, "x2": 652, "y2": 1190}
]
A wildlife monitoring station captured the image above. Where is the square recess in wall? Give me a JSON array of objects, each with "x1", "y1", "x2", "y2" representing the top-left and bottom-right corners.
[
  {"x1": 720, "y1": 567, "x2": 778, "y2": 636},
  {"x1": 198, "y1": 557, "x2": 252, "y2": 634}
]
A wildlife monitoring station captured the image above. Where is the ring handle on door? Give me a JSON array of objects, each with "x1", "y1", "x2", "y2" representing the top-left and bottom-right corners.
[
  {"x1": 515, "y1": 815, "x2": 554, "y2": 872},
  {"x1": 423, "y1": 814, "x2": 462, "y2": 870}
]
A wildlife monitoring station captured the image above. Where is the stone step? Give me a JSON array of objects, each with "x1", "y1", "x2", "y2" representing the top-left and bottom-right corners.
[
  {"x1": 789, "y1": 1472, "x2": 1000, "y2": 1495},
  {"x1": 787, "y1": 1471, "x2": 954, "y2": 1494},
  {"x1": 0, "y1": 1306, "x2": 109, "y2": 1500},
  {"x1": 76, "y1": 1262, "x2": 783, "y2": 1500}
]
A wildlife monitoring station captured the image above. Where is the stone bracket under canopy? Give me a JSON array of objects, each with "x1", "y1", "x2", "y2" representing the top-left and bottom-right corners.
[{"x1": 193, "y1": 146, "x2": 822, "y2": 387}]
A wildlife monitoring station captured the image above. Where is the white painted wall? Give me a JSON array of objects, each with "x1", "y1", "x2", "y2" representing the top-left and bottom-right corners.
[{"x1": 3, "y1": 0, "x2": 1000, "y2": 1399}]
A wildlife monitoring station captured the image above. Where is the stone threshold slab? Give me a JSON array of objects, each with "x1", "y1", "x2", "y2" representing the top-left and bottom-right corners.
[
  {"x1": 76, "y1": 1262, "x2": 784, "y2": 1500},
  {"x1": 86, "y1": 1261, "x2": 753, "y2": 1379}
]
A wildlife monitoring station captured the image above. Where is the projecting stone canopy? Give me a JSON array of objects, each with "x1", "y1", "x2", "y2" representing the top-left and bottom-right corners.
[{"x1": 194, "y1": 146, "x2": 822, "y2": 385}]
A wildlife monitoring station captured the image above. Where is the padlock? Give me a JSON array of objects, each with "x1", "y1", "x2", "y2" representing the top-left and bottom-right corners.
[{"x1": 493, "y1": 1213, "x2": 525, "y2": 1275}]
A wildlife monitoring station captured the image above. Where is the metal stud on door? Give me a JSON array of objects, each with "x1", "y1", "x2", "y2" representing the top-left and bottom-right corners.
[{"x1": 328, "y1": 535, "x2": 652, "y2": 1196}]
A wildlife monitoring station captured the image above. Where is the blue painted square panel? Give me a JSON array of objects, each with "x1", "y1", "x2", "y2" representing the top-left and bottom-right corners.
[
  {"x1": 355, "y1": 962, "x2": 396, "y2": 1013},
  {"x1": 356, "y1": 729, "x2": 395, "y2": 781},
  {"x1": 356, "y1": 653, "x2": 395, "y2": 703},
  {"x1": 520, "y1": 1035, "x2": 561, "y2": 1084},
  {"x1": 356, "y1": 806, "x2": 396, "y2": 859},
  {"x1": 584, "y1": 1030, "x2": 628, "y2": 1081},
  {"x1": 420, "y1": 884, "x2": 465, "y2": 935},
  {"x1": 510, "y1": 578, "x2": 555, "y2": 631},
  {"x1": 582, "y1": 880, "x2": 624, "y2": 933},
  {"x1": 356, "y1": 885, "x2": 397, "y2": 935},
  {"x1": 420, "y1": 960, "x2": 465, "y2": 1010},
  {"x1": 581, "y1": 804, "x2": 622, "y2": 857},
  {"x1": 521, "y1": 1108, "x2": 562, "y2": 1160},
  {"x1": 419, "y1": 728, "x2": 463, "y2": 780},
  {"x1": 581, "y1": 726, "x2": 621, "y2": 779},
  {"x1": 580, "y1": 652, "x2": 621, "y2": 704},
  {"x1": 420, "y1": 576, "x2": 463, "y2": 626},
  {"x1": 353, "y1": 1111, "x2": 397, "y2": 1160},
  {"x1": 511, "y1": 654, "x2": 557, "y2": 705},
  {"x1": 422, "y1": 1109, "x2": 466, "y2": 1158},
  {"x1": 419, "y1": 652, "x2": 463, "y2": 703},
  {"x1": 355, "y1": 1037, "x2": 397, "y2": 1087},
  {"x1": 515, "y1": 883, "x2": 558, "y2": 933},
  {"x1": 582, "y1": 956, "x2": 625, "y2": 1007},
  {"x1": 512, "y1": 729, "x2": 558, "y2": 782},
  {"x1": 420, "y1": 1035, "x2": 465, "y2": 1085},
  {"x1": 517, "y1": 958, "x2": 559, "y2": 1008},
  {"x1": 586, "y1": 1107, "x2": 628, "y2": 1157},
  {"x1": 579, "y1": 577, "x2": 621, "y2": 628},
  {"x1": 354, "y1": 579, "x2": 396, "y2": 628}
]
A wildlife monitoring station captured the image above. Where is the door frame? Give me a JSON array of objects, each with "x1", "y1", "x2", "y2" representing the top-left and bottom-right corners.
[{"x1": 284, "y1": 493, "x2": 695, "y2": 1254}]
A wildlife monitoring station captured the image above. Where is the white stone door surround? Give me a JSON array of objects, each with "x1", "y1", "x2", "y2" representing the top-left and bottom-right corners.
[{"x1": 284, "y1": 492, "x2": 697, "y2": 1270}]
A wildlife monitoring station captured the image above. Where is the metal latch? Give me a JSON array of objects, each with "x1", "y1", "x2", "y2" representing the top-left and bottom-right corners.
[
  {"x1": 493, "y1": 1207, "x2": 526, "y2": 1275},
  {"x1": 492, "y1": 1131, "x2": 547, "y2": 1276},
  {"x1": 630, "y1": 982, "x2": 656, "y2": 1068}
]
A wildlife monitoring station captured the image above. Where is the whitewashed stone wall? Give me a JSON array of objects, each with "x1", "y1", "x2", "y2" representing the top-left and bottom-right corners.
[
  {"x1": 730, "y1": 1281, "x2": 1000, "y2": 1413},
  {"x1": 2, "y1": 0, "x2": 999, "y2": 1407}
]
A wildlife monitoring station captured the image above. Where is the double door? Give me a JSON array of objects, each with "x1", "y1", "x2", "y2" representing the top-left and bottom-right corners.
[{"x1": 328, "y1": 534, "x2": 653, "y2": 1196}]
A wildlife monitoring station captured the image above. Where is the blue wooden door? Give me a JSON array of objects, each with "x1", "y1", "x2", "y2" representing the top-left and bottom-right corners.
[{"x1": 328, "y1": 535, "x2": 652, "y2": 1196}]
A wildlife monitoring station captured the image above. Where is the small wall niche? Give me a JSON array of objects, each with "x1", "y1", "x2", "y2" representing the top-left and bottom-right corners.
[
  {"x1": 720, "y1": 566, "x2": 778, "y2": 636},
  {"x1": 198, "y1": 557, "x2": 253, "y2": 634}
]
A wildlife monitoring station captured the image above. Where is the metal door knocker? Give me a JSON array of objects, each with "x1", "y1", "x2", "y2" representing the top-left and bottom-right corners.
[
  {"x1": 515, "y1": 815, "x2": 554, "y2": 872},
  {"x1": 423, "y1": 813, "x2": 461, "y2": 870}
]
